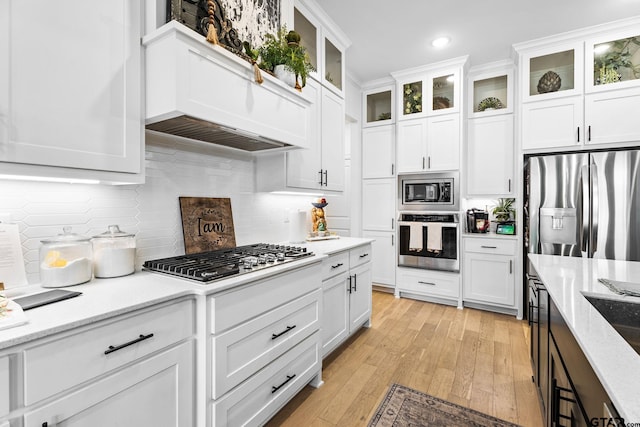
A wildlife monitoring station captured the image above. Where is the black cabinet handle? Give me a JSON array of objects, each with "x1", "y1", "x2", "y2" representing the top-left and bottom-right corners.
[
  {"x1": 422, "y1": 157, "x2": 426, "y2": 169},
  {"x1": 318, "y1": 169, "x2": 323, "y2": 185},
  {"x1": 418, "y1": 281, "x2": 436, "y2": 286},
  {"x1": 347, "y1": 276, "x2": 352, "y2": 294},
  {"x1": 323, "y1": 170, "x2": 328, "y2": 186},
  {"x1": 271, "y1": 374, "x2": 296, "y2": 393},
  {"x1": 353, "y1": 273, "x2": 357, "y2": 292},
  {"x1": 359, "y1": 253, "x2": 369, "y2": 258},
  {"x1": 391, "y1": 163, "x2": 394, "y2": 176},
  {"x1": 331, "y1": 262, "x2": 343, "y2": 269},
  {"x1": 508, "y1": 179, "x2": 511, "y2": 192},
  {"x1": 104, "y1": 333, "x2": 154, "y2": 355},
  {"x1": 588, "y1": 125, "x2": 591, "y2": 142},
  {"x1": 577, "y1": 126, "x2": 580, "y2": 142},
  {"x1": 271, "y1": 325, "x2": 296, "y2": 340},
  {"x1": 481, "y1": 245, "x2": 497, "y2": 249}
]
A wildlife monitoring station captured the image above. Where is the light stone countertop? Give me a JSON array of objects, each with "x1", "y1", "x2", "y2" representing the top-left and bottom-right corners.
[
  {"x1": 0, "y1": 238, "x2": 373, "y2": 351},
  {"x1": 528, "y1": 254, "x2": 640, "y2": 422}
]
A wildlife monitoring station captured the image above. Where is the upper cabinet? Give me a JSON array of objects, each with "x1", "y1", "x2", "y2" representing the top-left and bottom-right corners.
[
  {"x1": 0, "y1": 0, "x2": 144, "y2": 184},
  {"x1": 293, "y1": 0, "x2": 348, "y2": 97},
  {"x1": 393, "y1": 63, "x2": 463, "y2": 120},
  {"x1": 516, "y1": 18, "x2": 640, "y2": 152},
  {"x1": 363, "y1": 83, "x2": 394, "y2": 127},
  {"x1": 468, "y1": 63, "x2": 514, "y2": 117}
]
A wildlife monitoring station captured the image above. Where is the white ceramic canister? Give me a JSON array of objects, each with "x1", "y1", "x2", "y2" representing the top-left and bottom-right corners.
[
  {"x1": 40, "y1": 227, "x2": 93, "y2": 287},
  {"x1": 92, "y1": 225, "x2": 136, "y2": 278}
]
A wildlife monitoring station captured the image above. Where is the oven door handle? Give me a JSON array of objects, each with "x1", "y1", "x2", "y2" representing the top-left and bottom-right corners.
[{"x1": 397, "y1": 221, "x2": 459, "y2": 228}]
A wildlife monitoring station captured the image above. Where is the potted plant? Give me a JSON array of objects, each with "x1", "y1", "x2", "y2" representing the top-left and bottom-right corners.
[
  {"x1": 492, "y1": 198, "x2": 515, "y2": 223},
  {"x1": 258, "y1": 26, "x2": 315, "y2": 90}
]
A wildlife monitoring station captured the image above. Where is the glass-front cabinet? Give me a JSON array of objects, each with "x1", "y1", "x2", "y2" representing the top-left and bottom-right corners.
[
  {"x1": 324, "y1": 36, "x2": 342, "y2": 91},
  {"x1": 394, "y1": 65, "x2": 462, "y2": 120},
  {"x1": 585, "y1": 28, "x2": 640, "y2": 93},
  {"x1": 520, "y1": 41, "x2": 583, "y2": 103},
  {"x1": 363, "y1": 85, "x2": 394, "y2": 126},
  {"x1": 468, "y1": 64, "x2": 514, "y2": 117},
  {"x1": 293, "y1": 7, "x2": 318, "y2": 75}
]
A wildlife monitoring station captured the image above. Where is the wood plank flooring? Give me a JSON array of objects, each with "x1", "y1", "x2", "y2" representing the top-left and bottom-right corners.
[{"x1": 266, "y1": 290, "x2": 544, "y2": 427}]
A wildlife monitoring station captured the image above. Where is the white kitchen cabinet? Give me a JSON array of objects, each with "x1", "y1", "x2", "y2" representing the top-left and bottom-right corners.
[
  {"x1": 396, "y1": 267, "x2": 460, "y2": 307},
  {"x1": 396, "y1": 115, "x2": 460, "y2": 173},
  {"x1": 321, "y1": 244, "x2": 372, "y2": 357},
  {"x1": 463, "y1": 236, "x2": 517, "y2": 315},
  {"x1": 584, "y1": 87, "x2": 640, "y2": 145},
  {"x1": 0, "y1": 0, "x2": 143, "y2": 182},
  {"x1": 24, "y1": 341, "x2": 194, "y2": 427},
  {"x1": 0, "y1": 356, "x2": 8, "y2": 417},
  {"x1": 521, "y1": 96, "x2": 584, "y2": 151},
  {"x1": 362, "y1": 125, "x2": 395, "y2": 179},
  {"x1": 466, "y1": 115, "x2": 514, "y2": 196},
  {"x1": 362, "y1": 179, "x2": 395, "y2": 231},
  {"x1": 363, "y1": 230, "x2": 396, "y2": 288},
  {"x1": 468, "y1": 63, "x2": 514, "y2": 117},
  {"x1": 363, "y1": 85, "x2": 394, "y2": 127},
  {"x1": 256, "y1": 80, "x2": 345, "y2": 192}
]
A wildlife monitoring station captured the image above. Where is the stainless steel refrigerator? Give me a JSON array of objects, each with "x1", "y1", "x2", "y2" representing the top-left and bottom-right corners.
[{"x1": 525, "y1": 149, "x2": 640, "y2": 263}]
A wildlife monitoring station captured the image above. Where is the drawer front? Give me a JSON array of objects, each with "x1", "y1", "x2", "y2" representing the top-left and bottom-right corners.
[
  {"x1": 210, "y1": 263, "x2": 321, "y2": 334},
  {"x1": 0, "y1": 355, "x2": 8, "y2": 417},
  {"x1": 23, "y1": 298, "x2": 195, "y2": 406},
  {"x1": 349, "y1": 244, "x2": 372, "y2": 268},
  {"x1": 464, "y1": 238, "x2": 517, "y2": 256},
  {"x1": 397, "y1": 269, "x2": 459, "y2": 298},
  {"x1": 211, "y1": 332, "x2": 321, "y2": 427},
  {"x1": 211, "y1": 289, "x2": 321, "y2": 399},
  {"x1": 321, "y1": 251, "x2": 349, "y2": 280}
]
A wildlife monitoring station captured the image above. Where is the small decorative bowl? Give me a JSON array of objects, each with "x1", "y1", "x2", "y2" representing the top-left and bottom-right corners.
[{"x1": 311, "y1": 202, "x2": 328, "y2": 208}]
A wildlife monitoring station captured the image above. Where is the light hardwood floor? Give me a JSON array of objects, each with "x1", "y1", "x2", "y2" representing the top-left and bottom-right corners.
[{"x1": 266, "y1": 290, "x2": 544, "y2": 427}]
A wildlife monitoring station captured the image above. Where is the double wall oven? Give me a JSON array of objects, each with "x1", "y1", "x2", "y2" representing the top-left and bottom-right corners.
[{"x1": 397, "y1": 172, "x2": 460, "y2": 273}]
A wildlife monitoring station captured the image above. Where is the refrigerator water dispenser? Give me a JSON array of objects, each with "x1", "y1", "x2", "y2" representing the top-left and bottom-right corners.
[{"x1": 539, "y1": 208, "x2": 577, "y2": 245}]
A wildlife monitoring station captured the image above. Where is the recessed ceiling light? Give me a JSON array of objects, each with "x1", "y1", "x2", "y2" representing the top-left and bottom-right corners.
[{"x1": 432, "y1": 37, "x2": 450, "y2": 48}]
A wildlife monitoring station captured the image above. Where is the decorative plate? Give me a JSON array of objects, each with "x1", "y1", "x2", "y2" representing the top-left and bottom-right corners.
[
  {"x1": 477, "y1": 97, "x2": 504, "y2": 111},
  {"x1": 433, "y1": 96, "x2": 450, "y2": 110}
]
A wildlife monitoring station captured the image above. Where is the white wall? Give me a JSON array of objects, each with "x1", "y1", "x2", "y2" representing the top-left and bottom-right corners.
[{"x1": 0, "y1": 133, "x2": 315, "y2": 285}]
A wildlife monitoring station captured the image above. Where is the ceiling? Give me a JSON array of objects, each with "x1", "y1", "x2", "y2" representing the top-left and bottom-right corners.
[{"x1": 316, "y1": 0, "x2": 640, "y2": 83}]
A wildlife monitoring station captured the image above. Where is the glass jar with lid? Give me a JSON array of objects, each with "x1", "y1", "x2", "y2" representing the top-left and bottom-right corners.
[
  {"x1": 40, "y1": 227, "x2": 93, "y2": 287},
  {"x1": 92, "y1": 225, "x2": 136, "y2": 278}
]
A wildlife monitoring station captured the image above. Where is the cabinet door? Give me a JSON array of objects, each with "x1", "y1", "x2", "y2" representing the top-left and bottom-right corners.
[
  {"x1": 0, "y1": 0, "x2": 142, "y2": 174},
  {"x1": 322, "y1": 273, "x2": 349, "y2": 356},
  {"x1": 522, "y1": 96, "x2": 584, "y2": 151},
  {"x1": 362, "y1": 179, "x2": 395, "y2": 231},
  {"x1": 396, "y1": 119, "x2": 427, "y2": 173},
  {"x1": 585, "y1": 87, "x2": 640, "y2": 145},
  {"x1": 467, "y1": 115, "x2": 514, "y2": 196},
  {"x1": 362, "y1": 125, "x2": 395, "y2": 179},
  {"x1": 463, "y1": 253, "x2": 515, "y2": 307},
  {"x1": 362, "y1": 231, "x2": 396, "y2": 287},
  {"x1": 426, "y1": 114, "x2": 460, "y2": 171},
  {"x1": 349, "y1": 263, "x2": 372, "y2": 333},
  {"x1": 24, "y1": 341, "x2": 194, "y2": 427},
  {"x1": 320, "y1": 86, "x2": 345, "y2": 191},
  {"x1": 287, "y1": 78, "x2": 322, "y2": 189}
]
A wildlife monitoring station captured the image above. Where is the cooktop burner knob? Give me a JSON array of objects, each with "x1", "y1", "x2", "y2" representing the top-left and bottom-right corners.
[
  {"x1": 266, "y1": 254, "x2": 276, "y2": 263},
  {"x1": 277, "y1": 252, "x2": 285, "y2": 261},
  {"x1": 258, "y1": 255, "x2": 267, "y2": 264},
  {"x1": 302, "y1": 247, "x2": 307, "y2": 252}
]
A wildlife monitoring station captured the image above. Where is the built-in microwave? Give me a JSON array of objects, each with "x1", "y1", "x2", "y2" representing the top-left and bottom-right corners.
[{"x1": 399, "y1": 172, "x2": 459, "y2": 211}]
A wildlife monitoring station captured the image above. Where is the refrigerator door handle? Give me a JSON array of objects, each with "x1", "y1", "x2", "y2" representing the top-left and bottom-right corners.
[
  {"x1": 580, "y1": 165, "x2": 589, "y2": 255},
  {"x1": 591, "y1": 161, "x2": 599, "y2": 255}
]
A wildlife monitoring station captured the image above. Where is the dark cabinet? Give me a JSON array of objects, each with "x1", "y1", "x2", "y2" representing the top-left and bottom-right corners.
[
  {"x1": 528, "y1": 264, "x2": 549, "y2": 422},
  {"x1": 549, "y1": 334, "x2": 586, "y2": 427}
]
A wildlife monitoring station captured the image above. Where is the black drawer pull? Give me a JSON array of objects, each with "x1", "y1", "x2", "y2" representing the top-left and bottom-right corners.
[
  {"x1": 271, "y1": 325, "x2": 296, "y2": 340},
  {"x1": 359, "y1": 253, "x2": 369, "y2": 258},
  {"x1": 480, "y1": 245, "x2": 497, "y2": 249},
  {"x1": 418, "y1": 281, "x2": 436, "y2": 286},
  {"x1": 331, "y1": 262, "x2": 344, "y2": 269},
  {"x1": 104, "y1": 333, "x2": 154, "y2": 355},
  {"x1": 271, "y1": 374, "x2": 296, "y2": 393}
]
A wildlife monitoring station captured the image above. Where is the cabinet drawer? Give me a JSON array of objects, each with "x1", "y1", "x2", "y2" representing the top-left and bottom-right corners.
[
  {"x1": 23, "y1": 298, "x2": 195, "y2": 406},
  {"x1": 464, "y1": 238, "x2": 517, "y2": 256},
  {"x1": 349, "y1": 244, "x2": 372, "y2": 268},
  {"x1": 321, "y1": 251, "x2": 349, "y2": 280},
  {"x1": 397, "y1": 269, "x2": 459, "y2": 298},
  {"x1": 210, "y1": 263, "x2": 321, "y2": 334},
  {"x1": 211, "y1": 332, "x2": 321, "y2": 427},
  {"x1": 0, "y1": 355, "x2": 8, "y2": 417},
  {"x1": 211, "y1": 289, "x2": 321, "y2": 399}
]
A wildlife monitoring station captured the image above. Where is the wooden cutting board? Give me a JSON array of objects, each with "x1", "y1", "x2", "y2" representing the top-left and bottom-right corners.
[{"x1": 179, "y1": 197, "x2": 236, "y2": 254}]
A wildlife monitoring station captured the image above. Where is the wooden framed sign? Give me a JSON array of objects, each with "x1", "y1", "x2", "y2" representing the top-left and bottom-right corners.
[{"x1": 179, "y1": 197, "x2": 236, "y2": 254}]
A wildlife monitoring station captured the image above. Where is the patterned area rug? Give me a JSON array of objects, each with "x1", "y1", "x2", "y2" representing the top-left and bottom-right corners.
[{"x1": 368, "y1": 384, "x2": 520, "y2": 427}]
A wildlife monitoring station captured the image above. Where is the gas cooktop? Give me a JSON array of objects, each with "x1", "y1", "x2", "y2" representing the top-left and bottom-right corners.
[{"x1": 142, "y1": 243, "x2": 314, "y2": 283}]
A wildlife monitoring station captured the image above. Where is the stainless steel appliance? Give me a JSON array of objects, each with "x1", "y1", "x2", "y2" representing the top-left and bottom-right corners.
[
  {"x1": 525, "y1": 149, "x2": 640, "y2": 261},
  {"x1": 399, "y1": 172, "x2": 459, "y2": 211},
  {"x1": 142, "y1": 243, "x2": 313, "y2": 283},
  {"x1": 397, "y1": 213, "x2": 459, "y2": 272}
]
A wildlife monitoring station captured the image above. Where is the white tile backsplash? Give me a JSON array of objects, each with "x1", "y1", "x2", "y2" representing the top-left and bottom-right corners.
[{"x1": 0, "y1": 135, "x2": 315, "y2": 285}]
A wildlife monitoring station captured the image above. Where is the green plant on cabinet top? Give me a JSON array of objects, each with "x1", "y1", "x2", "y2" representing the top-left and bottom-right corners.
[{"x1": 258, "y1": 26, "x2": 315, "y2": 87}]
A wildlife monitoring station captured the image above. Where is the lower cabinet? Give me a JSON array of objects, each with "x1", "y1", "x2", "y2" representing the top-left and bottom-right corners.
[
  {"x1": 0, "y1": 356, "x2": 9, "y2": 418},
  {"x1": 462, "y1": 236, "x2": 517, "y2": 315},
  {"x1": 548, "y1": 335, "x2": 585, "y2": 427},
  {"x1": 321, "y1": 244, "x2": 373, "y2": 357},
  {"x1": 24, "y1": 341, "x2": 194, "y2": 427},
  {"x1": 396, "y1": 267, "x2": 460, "y2": 307},
  {"x1": 363, "y1": 230, "x2": 396, "y2": 289}
]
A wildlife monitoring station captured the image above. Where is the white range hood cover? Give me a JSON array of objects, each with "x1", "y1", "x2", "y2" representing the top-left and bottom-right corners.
[{"x1": 143, "y1": 22, "x2": 313, "y2": 152}]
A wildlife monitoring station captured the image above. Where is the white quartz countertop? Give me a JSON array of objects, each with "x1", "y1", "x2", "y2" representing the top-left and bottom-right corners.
[
  {"x1": 0, "y1": 238, "x2": 372, "y2": 351},
  {"x1": 528, "y1": 254, "x2": 640, "y2": 422}
]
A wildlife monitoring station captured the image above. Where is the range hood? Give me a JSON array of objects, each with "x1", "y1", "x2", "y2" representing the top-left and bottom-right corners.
[{"x1": 143, "y1": 22, "x2": 312, "y2": 152}]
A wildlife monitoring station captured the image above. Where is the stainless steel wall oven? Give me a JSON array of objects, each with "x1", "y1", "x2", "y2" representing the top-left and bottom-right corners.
[{"x1": 397, "y1": 212, "x2": 459, "y2": 272}]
